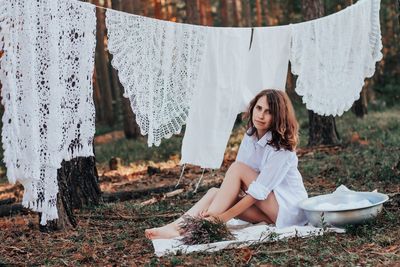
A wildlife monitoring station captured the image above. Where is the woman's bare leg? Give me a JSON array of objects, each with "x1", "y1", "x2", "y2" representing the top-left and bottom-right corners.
[
  {"x1": 144, "y1": 187, "x2": 219, "y2": 239},
  {"x1": 206, "y1": 162, "x2": 258, "y2": 215},
  {"x1": 254, "y1": 191, "x2": 279, "y2": 223},
  {"x1": 235, "y1": 205, "x2": 273, "y2": 224},
  {"x1": 207, "y1": 161, "x2": 278, "y2": 223},
  {"x1": 145, "y1": 161, "x2": 280, "y2": 239}
]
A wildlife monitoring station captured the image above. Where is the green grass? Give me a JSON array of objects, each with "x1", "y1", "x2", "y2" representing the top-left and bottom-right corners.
[
  {"x1": 94, "y1": 133, "x2": 184, "y2": 165},
  {"x1": 1, "y1": 101, "x2": 400, "y2": 266}
]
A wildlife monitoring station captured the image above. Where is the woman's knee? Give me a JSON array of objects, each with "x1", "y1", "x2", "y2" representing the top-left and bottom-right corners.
[
  {"x1": 227, "y1": 161, "x2": 245, "y2": 176},
  {"x1": 206, "y1": 187, "x2": 219, "y2": 195}
]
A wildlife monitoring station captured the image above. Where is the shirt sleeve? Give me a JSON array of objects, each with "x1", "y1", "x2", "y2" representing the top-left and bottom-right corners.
[{"x1": 246, "y1": 150, "x2": 295, "y2": 200}]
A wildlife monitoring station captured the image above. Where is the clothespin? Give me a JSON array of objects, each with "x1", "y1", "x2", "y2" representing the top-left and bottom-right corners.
[
  {"x1": 175, "y1": 164, "x2": 186, "y2": 188},
  {"x1": 249, "y1": 27, "x2": 254, "y2": 51},
  {"x1": 194, "y1": 168, "x2": 206, "y2": 193}
]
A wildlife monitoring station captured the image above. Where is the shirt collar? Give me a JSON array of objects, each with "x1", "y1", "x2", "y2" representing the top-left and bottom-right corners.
[{"x1": 250, "y1": 131, "x2": 272, "y2": 147}]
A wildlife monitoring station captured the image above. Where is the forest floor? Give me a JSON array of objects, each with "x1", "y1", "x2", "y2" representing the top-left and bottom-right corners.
[{"x1": 0, "y1": 106, "x2": 399, "y2": 266}]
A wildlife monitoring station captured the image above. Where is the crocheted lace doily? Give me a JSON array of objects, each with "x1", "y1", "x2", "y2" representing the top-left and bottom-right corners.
[
  {"x1": 290, "y1": 0, "x2": 382, "y2": 116},
  {"x1": 0, "y1": 0, "x2": 96, "y2": 224},
  {"x1": 106, "y1": 10, "x2": 206, "y2": 146}
]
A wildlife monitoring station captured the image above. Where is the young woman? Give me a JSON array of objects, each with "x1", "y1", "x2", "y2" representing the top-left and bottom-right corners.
[{"x1": 145, "y1": 89, "x2": 308, "y2": 240}]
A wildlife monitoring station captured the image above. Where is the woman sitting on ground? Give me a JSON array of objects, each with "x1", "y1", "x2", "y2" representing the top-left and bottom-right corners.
[{"x1": 145, "y1": 89, "x2": 308, "y2": 240}]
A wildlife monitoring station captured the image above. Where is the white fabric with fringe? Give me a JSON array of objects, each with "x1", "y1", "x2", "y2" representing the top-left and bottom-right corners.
[
  {"x1": 0, "y1": 0, "x2": 96, "y2": 224},
  {"x1": 289, "y1": 0, "x2": 383, "y2": 116},
  {"x1": 151, "y1": 220, "x2": 345, "y2": 257}
]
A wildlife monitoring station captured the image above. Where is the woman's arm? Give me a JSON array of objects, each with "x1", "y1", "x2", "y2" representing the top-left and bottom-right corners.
[{"x1": 219, "y1": 194, "x2": 257, "y2": 222}]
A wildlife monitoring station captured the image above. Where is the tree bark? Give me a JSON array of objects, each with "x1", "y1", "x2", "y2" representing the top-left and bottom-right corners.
[
  {"x1": 204, "y1": 0, "x2": 213, "y2": 26},
  {"x1": 352, "y1": 87, "x2": 369, "y2": 118},
  {"x1": 92, "y1": 68, "x2": 103, "y2": 122},
  {"x1": 94, "y1": 1, "x2": 115, "y2": 126},
  {"x1": 111, "y1": 0, "x2": 141, "y2": 139},
  {"x1": 398, "y1": 0, "x2": 400, "y2": 26},
  {"x1": 255, "y1": 0, "x2": 262, "y2": 26},
  {"x1": 186, "y1": 0, "x2": 200, "y2": 24},
  {"x1": 344, "y1": 0, "x2": 368, "y2": 118},
  {"x1": 242, "y1": 0, "x2": 252, "y2": 27},
  {"x1": 220, "y1": 0, "x2": 230, "y2": 26},
  {"x1": 301, "y1": 0, "x2": 340, "y2": 146},
  {"x1": 154, "y1": 0, "x2": 163, "y2": 19},
  {"x1": 307, "y1": 112, "x2": 340, "y2": 146},
  {"x1": 232, "y1": 0, "x2": 241, "y2": 26},
  {"x1": 261, "y1": 0, "x2": 270, "y2": 26},
  {"x1": 40, "y1": 157, "x2": 101, "y2": 231}
]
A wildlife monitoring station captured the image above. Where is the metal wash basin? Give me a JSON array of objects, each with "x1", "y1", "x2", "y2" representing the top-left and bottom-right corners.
[{"x1": 298, "y1": 190, "x2": 389, "y2": 227}]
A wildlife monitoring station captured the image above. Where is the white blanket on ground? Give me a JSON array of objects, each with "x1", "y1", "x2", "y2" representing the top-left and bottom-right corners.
[
  {"x1": 290, "y1": 0, "x2": 382, "y2": 116},
  {"x1": 0, "y1": 0, "x2": 96, "y2": 224},
  {"x1": 151, "y1": 220, "x2": 345, "y2": 257}
]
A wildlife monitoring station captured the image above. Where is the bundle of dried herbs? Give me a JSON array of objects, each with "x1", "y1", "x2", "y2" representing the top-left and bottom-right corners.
[{"x1": 178, "y1": 215, "x2": 235, "y2": 245}]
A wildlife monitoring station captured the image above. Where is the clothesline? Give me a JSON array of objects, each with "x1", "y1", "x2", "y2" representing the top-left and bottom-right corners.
[{"x1": 74, "y1": 0, "x2": 366, "y2": 28}]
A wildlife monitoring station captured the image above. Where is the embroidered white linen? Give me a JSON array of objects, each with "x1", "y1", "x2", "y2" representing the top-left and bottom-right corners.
[
  {"x1": 180, "y1": 26, "x2": 291, "y2": 169},
  {"x1": 106, "y1": 10, "x2": 206, "y2": 147},
  {"x1": 236, "y1": 131, "x2": 308, "y2": 228},
  {"x1": 0, "y1": 0, "x2": 96, "y2": 224},
  {"x1": 290, "y1": 0, "x2": 383, "y2": 116}
]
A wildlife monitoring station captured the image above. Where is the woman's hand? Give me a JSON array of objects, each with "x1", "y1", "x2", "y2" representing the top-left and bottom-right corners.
[
  {"x1": 199, "y1": 210, "x2": 211, "y2": 218},
  {"x1": 200, "y1": 211, "x2": 227, "y2": 223}
]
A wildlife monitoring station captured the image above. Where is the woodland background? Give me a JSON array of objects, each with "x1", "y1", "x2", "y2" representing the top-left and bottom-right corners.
[{"x1": 0, "y1": 0, "x2": 399, "y2": 266}]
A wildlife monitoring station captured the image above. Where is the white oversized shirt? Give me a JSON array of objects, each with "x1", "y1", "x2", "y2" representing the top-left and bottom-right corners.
[{"x1": 236, "y1": 131, "x2": 308, "y2": 228}]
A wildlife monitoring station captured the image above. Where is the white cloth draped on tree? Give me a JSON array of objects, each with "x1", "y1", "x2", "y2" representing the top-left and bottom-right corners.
[
  {"x1": 0, "y1": 0, "x2": 96, "y2": 224},
  {"x1": 289, "y1": 0, "x2": 382, "y2": 116},
  {"x1": 106, "y1": 9, "x2": 206, "y2": 147}
]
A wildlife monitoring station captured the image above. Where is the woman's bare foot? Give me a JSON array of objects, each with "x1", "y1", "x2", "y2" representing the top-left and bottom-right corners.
[{"x1": 145, "y1": 223, "x2": 181, "y2": 240}]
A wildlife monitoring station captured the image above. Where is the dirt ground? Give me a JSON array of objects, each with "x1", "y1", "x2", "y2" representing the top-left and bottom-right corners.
[{"x1": 1, "y1": 109, "x2": 400, "y2": 266}]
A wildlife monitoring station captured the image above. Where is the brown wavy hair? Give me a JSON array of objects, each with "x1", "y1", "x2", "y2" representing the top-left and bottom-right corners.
[{"x1": 244, "y1": 89, "x2": 299, "y2": 151}]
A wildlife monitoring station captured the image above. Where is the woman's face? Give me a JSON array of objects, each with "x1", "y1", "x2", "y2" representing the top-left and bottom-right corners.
[{"x1": 252, "y1": 95, "x2": 272, "y2": 137}]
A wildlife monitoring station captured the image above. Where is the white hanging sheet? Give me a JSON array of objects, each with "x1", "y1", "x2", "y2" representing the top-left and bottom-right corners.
[
  {"x1": 180, "y1": 26, "x2": 291, "y2": 169},
  {"x1": 0, "y1": 0, "x2": 96, "y2": 224},
  {"x1": 290, "y1": 0, "x2": 383, "y2": 116}
]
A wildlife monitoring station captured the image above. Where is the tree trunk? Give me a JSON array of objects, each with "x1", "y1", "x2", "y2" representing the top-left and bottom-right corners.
[
  {"x1": 220, "y1": 0, "x2": 230, "y2": 26},
  {"x1": 344, "y1": 0, "x2": 368, "y2": 118},
  {"x1": 232, "y1": 0, "x2": 241, "y2": 26},
  {"x1": 398, "y1": 0, "x2": 400, "y2": 26},
  {"x1": 301, "y1": 0, "x2": 340, "y2": 146},
  {"x1": 186, "y1": 0, "x2": 200, "y2": 24},
  {"x1": 262, "y1": 0, "x2": 270, "y2": 26},
  {"x1": 255, "y1": 0, "x2": 262, "y2": 26},
  {"x1": 308, "y1": 112, "x2": 340, "y2": 146},
  {"x1": 204, "y1": 0, "x2": 213, "y2": 26},
  {"x1": 154, "y1": 0, "x2": 163, "y2": 19},
  {"x1": 242, "y1": 0, "x2": 252, "y2": 27},
  {"x1": 94, "y1": 1, "x2": 115, "y2": 126},
  {"x1": 40, "y1": 157, "x2": 101, "y2": 231},
  {"x1": 110, "y1": 0, "x2": 142, "y2": 139},
  {"x1": 352, "y1": 85, "x2": 369, "y2": 118},
  {"x1": 142, "y1": 0, "x2": 149, "y2": 16},
  {"x1": 92, "y1": 68, "x2": 103, "y2": 122}
]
